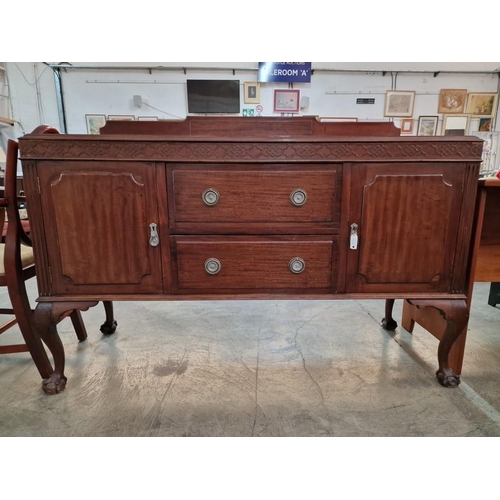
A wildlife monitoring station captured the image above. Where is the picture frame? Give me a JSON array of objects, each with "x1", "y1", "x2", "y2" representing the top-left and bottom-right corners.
[
  {"x1": 316, "y1": 117, "x2": 358, "y2": 122},
  {"x1": 466, "y1": 92, "x2": 498, "y2": 117},
  {"x1": 383, "y1": 90, "x2": 415, "y2": 117},
  {"x1": 437, "y1": 89, "x2": 467, "y2": 114},
  {"x1": 137, "y1": 116, "x2": 159, "y2": 121},
  {"x1": 478, "y1": 117, "x2": 493, "y2": 132},
  {"x1": 107, "y1": 115, "x2": 135, "y2": 121},
  {"x1": 442, "y1": 114, "x2": 470, "y2": 136},
  {"x1": 274, "y1": 89, "x2": 300, "y2": 113},
  {"x1": 244, "y1": 82, "x2": 260, "y2": 104},
  {"x1": 417, "y1": 116, "x2": 439, "y2": 136},
  {"x1": 400, "y1": 118, "x2": 414, "y2": 134},
  {"x1": 85, "y1": 114, "x2": 106, "y2": 135}
]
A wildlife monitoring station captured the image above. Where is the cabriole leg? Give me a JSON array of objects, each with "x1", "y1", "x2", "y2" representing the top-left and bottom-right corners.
[
  {"x1": 407, "y1": 299, "x2": 469, "y2": 388},
  {"x1": 34, "y1": 301, "x2": 99, "y2": 395}
]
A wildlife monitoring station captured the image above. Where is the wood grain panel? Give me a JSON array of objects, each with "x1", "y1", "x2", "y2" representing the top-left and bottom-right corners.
[
  {"x1": 171, "y1": 167, "x2": 340, "y2": 224},
  {"x1": 360, "y1": 175, "x2": 452, "y2": 282},
  {"x1": 173, "y1": 236, "x2": 337, "y2": 290},
  {"x1": 99, "y1": 116, "x2": 400, "y2": 137},
  {"x1": 22, "y1": 162, "x2": 51, "y2": 296},
  {"x1": 347, "y1": 163, "x2": 465, "y2": 293},
  {"x1": 38, "y1": 162, "x2": 163, "y2": 294},
  {"x1": 449, "y1": 162, "x2": 480, "y2": 292}
]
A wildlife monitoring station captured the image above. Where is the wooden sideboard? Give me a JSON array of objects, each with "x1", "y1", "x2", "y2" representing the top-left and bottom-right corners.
[{"x1": 18, "y1": 118, "x2": 483, "y2": 394}]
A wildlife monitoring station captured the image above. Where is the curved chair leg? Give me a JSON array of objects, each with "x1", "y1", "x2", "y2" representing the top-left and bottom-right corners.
[
  {"x1": 381, "y1": 299, "x2": 398, "y2": 330},
  {"x1": 6, "y1": 274, "x2": 53, "y2": 379},
  {"x1": 100, "y1": 301, "x2": 117, "y2": 335}
]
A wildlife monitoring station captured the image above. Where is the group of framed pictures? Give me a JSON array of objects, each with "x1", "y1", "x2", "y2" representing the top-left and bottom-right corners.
[
  {"x1": 85, "y1": 114, "x2": 159, "y2": 134},
  {"x1": 387, "y1": 89, "x2": 498, "y2": 136},
  {"x1": 244, "y1": 82, "x2": 303, "y2": 113},
  {"x1": 437, "y1": 89, "x2": 497, "y2": 135},
  {"x1": 402, "y1": 114, "x2": 493, "y2": 137}
]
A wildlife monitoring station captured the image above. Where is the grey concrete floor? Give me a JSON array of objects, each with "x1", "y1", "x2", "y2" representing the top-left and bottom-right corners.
[{"x1": 0, "y1": 279, "x2": 499, "y2": 437}]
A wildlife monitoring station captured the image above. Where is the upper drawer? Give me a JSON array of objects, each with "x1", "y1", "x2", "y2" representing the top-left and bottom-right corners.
[{"x1": 168, "y1": 165, "x2": 341, "y2": 225}]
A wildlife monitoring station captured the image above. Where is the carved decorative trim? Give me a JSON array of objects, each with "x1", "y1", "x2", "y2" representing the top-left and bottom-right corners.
[{"x1": 19, "y1": 139, "x2": 484, "y2": 163}]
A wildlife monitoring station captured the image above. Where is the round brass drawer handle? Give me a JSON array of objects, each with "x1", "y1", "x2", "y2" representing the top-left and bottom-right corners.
[
  {"x1": 290, "y1": 188, "x2": 307, "y2": 207},
  {"x1": 205, "y1": 258, "x2": 221, "y2": 275},
  {"x1": 288, "y1": 257, "x2": 306, "y2": 274},
  {"x1": 202, "y1": 188, "x2": 220, "y2": 206}
]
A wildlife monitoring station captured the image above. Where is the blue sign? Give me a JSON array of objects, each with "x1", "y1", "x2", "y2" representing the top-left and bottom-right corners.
[{"x1": 258, "y1": 62, "x2": 312, "y2": 83}]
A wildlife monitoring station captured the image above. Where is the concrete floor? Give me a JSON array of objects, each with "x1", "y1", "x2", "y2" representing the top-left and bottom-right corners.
[{"x1": 0, "y1": 280, "x2": 499, "y2": 437}]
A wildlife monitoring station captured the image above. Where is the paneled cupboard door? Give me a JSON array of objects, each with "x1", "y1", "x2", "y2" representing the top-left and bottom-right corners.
[
  {"x1": 346, "y1": 163, "x2": 466, "y2": 294},
  {"x1": 37, "y1": 161, "x2": 163, "y2": 294}
]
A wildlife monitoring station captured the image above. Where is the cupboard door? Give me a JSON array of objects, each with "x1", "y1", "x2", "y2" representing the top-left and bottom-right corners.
[
  {"x1": 346, "y1": 163, "x2": 465, "y2": 293},
  {"x1": 38, "y1": 161, "x2": 163, "y2": 294}
]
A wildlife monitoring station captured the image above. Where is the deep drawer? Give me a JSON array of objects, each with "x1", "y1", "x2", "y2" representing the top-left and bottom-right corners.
[
  {"x1": 169, "y1": 166, "x2": 341, "y2": 225},
  {"x1": 172, "y1": 236, "x2": 338, "y2": 290}
]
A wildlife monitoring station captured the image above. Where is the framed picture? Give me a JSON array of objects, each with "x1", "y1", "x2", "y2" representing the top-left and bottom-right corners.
[
  {"x1": 400, "y1": 118, "x2": 414, "y2": 134},
  {"x1": 384, "y1": 90, "x2": 415, "y2": 117},
  {"x1": 85, "y1": 114, "x2": 106, "y2": 135},
  {"x1": 137, "y1": 116, "x2": 159, "y2": 121},
  {"x1": 417, "y1": 116, "x2": 439, "y2": 136},
  {"x1": 466, "y1": 92, "x2": 498, "y2": 117},
  {"x1": 437, "y1": 89, "x2": 467, "y2": 114},
  {"x1": 107, "y1": 115, "x2": 135, "y2": 121},
  {"x1": 316, "y1": 117, "x2": 358, "y2": 122},
  {"x1": 244, "y1": 82, "x2": 260, "y2": 104},
  {"x1": 478, "y1": 117, "x2": 493, "y2": 132},
  {"x1": 274, "y1": 89, "x2": 300, "y2": 113},
  {"x1": 442, "y1": 114, "x2": 470, "y2": 136}
]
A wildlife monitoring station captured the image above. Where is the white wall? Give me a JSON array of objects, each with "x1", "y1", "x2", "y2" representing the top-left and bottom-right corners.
[
  {"x1": 4, "y1": 62, "x2": 59, "y2": 137},
  {"x1": 4, "y1": 62, "x2": 500, "y2": 137}
]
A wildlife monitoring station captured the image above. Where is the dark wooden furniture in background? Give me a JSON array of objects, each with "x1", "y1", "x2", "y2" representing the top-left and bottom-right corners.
[
  {"x1": 0, "y1": 175, "x2": 29, "y2": 238},
  {"x1": 489, "y1": 283, "x2": 500, "y2": 307},
  {"x1": 18, "y1": 117, "x2": 483, "y2": 394},
  {"x1": 402, "y1": 178, "x2": 500, "y2": 374}
]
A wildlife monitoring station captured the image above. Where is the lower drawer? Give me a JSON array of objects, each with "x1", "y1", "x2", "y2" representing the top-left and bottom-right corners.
[{"x1": 172, "y1": 236, "x2": 337, "y2": 290}]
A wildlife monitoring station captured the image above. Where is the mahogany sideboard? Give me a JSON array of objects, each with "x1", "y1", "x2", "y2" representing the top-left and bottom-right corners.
[{"x1": 18, "y1": 118, "x2": 483, "y2": 394}]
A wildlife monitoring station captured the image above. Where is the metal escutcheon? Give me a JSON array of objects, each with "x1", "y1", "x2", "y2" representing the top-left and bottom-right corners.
[
  {"x1": 288, "y1": 257, "x2": 306, "y2": 274},
  {"x1": 202, "y1": 188, "x2": 220, "y2": 206},
  {"x1": 350, "y1": 223, "x2": 359, "y2": 250},
  {"x1": 205, "y1": 258, "x2": 221, "y2": 275},
  {"x1": 149, "y1": 223, "x2": 159, "y2": 247},
  {"x1": 290, "y1": 189, "x2": 307, "y2": 207}
]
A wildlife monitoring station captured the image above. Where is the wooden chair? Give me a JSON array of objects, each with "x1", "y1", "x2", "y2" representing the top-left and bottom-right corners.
[{"x1": 0, "y1": 138, "x2": 117, "y2": 381}]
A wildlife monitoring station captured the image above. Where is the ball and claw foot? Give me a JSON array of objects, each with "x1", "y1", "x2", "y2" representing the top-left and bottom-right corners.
[
  {"x1": 381, "y1": 317, "x2": 398, "y2": 331},
  {"x1": 436, "y1": 369, "x2": 460, "y2": 388},
  {"x1": 42, "y1": 373, "x2": 68, "y2": 395},
  {"x1": 100, "y1": 320, "x2": 117, "y2": 335}
]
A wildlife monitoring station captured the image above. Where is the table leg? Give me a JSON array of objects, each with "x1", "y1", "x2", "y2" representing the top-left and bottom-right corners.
[
  {"x1": 381, "y1": 299, "x2": 398, "y2": 330},
  {"x1": 100, "y1": 301, "x2": 117, "y2": 334}
]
